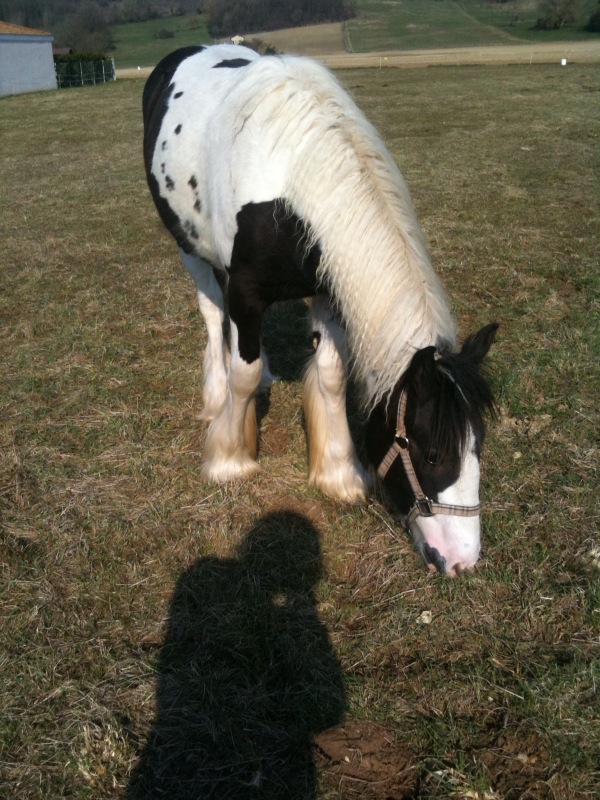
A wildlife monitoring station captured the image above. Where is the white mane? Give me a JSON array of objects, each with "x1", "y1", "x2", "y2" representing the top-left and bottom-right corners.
[{"x1": 226, "y1": 55, "x2": 458, "y2": 408}]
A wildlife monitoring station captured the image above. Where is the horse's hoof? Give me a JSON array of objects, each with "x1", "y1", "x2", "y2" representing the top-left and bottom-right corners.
[
  {"x1": 309, "y1": 472, "x2": 369, "y2": 505},
  {"x1": 201, "y1": 457, "x2": 260, "y2": 483}
]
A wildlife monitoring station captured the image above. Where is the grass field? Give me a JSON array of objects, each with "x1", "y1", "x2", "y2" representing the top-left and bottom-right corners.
[
  {"x1": 110, "y1": 13, "x2": 211, "y2": 68},
  {"x1": 1, "y1": 62, "x2": 599, "y2": 799},
  {"x1": 348, "y1": 0, "x2": 600, "y2": 52}
]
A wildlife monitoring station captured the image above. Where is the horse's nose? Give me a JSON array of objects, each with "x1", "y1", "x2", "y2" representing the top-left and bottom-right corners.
[
  {"x1": 446, "y1": 562, "x2": 475, "y2": 578},
  {"x1": 423, "y1": 544, "x2": 476, "y2": 577},
  {"x1": 423, "y1": 543, "x2": 446, "y2": 574}
]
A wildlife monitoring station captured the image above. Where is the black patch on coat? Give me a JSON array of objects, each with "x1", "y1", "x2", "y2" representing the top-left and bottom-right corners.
[
  {"x1": 175, "y1": 124, "x2": 182, "y2": 134},
  {"x1": 213, "y1": 58, "x2": 251, "y2": 69},
  {"x1": 142, "y1": 46, "x2": 205, "y2": 133},
  {"x1": 227, "y1": 200, "x2": 322, "y2": 364},
  {"x1": 184, "y1": 220, "x2": 199, "y2": 240},
  {"x1": 188, "y1": 176, "x2": 198, "y2": 189},
  {"x1": 174, "y1": 90, "x2": 183, "y2": 98},
  {"x1": 194, "y1": 199, "x2": 202, "y2": 213},
  {"x1": 146, "y1": 174, "x2": 195, "y2": 254},
  {"x1": 165, "y1": 175, "x2": 175, "y2": 191},
  {"x1": 143, "y1": 47, "x2": 205, "y2": 256}
]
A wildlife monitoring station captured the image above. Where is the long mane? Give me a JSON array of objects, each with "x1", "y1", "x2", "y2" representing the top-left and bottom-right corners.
[{"x1": 229, "y1": 55, "x2": 457, "y2": 408}]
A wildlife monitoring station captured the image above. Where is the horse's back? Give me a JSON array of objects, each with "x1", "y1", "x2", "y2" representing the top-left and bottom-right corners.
[
  {"x1": 144, "y1": 45, "x2": 287, "y2": 267},
  {"x1": 142, "y1": 44, "x2": 261, "y2": 124}
]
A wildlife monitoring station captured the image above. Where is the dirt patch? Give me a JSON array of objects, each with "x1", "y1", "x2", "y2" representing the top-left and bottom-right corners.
[
  {"x1": 253, "y1": 21, "x2": 348, "y2": 56},
  {"x1": 315, "y1": 720, "x2": 418, "y2": 798},
  {"x1": 476, "y1": 729, "x2": 554, "y2": 800},
  {"x1": 314, "y1": 722, "x2": 560, "y2": 799}
]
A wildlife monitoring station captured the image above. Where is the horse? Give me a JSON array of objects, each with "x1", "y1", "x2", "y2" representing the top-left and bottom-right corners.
[{"x1": 142, "y1": 44, "x2": 498, "y2": 577}]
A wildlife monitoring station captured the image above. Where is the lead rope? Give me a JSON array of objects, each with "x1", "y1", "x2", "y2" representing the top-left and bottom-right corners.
[{"x1": 377, "y1": 389, "x2": 480, "y2": 527}]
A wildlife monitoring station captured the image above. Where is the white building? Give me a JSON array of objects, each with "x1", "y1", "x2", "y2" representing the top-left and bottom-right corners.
[{"x1": 0, "y1": 21, "x2": 57, "y2": 97}]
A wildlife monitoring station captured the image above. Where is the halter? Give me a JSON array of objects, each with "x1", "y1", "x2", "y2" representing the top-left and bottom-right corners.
[{"x1": 377, "y1": 388, "x2": 481, "y2": 528}]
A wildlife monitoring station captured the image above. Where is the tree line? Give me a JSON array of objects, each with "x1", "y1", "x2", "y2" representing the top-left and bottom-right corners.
[
  {"x1": 0, "y1": 1, "x2": 199, "y2": 51},
  {"x1": 204, "y1": 0, "x2": 355, "y2": 38},
  {"x1": 0, "y1": 0, "x2": 354, "y2": 49}
]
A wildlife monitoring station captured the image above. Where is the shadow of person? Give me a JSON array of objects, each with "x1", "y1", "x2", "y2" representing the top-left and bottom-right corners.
[{"x1": 127, "y1": 511, "x2": 346, "y2": 800}]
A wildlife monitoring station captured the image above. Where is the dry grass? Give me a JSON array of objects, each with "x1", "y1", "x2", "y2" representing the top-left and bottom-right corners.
[
  {"x1": 250, "y1": 22, "x2": 348, "y2": 56},
  {"x1": 1, "y1": 64, "x2": 599, "y2": 799}
]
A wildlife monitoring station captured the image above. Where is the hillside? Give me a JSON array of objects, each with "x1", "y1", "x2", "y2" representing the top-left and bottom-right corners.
[
  {"x1": 108, "y1": 0, "x2": 600, "y2": 68},
  {"x1": 348, "y1": 0, "x2": 600, "y2": 52}
]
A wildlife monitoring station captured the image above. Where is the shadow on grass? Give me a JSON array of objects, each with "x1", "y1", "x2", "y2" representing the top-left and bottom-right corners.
[{"x1": 127, "y1": 511, "x2": 346, "y2": 800}]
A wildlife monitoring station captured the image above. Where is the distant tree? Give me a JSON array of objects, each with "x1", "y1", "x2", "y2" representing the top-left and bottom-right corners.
[
  {"x1": 0, "y1": 0, "x2": 67, "y2": 29},
  {"x1": 204, "y1": 0, "x2": 355, "y2": 38},
  {"x1": 54, "y1": 2, "x2": 113, "y2": 53},
  {"x1": 535, "y1": 0, "x2": 583, "y2": 29},
  {"x1": 586, "y1": 0, "x2": 600, "y2": 30},
  {"x1": 112, "y1": 0, "x2": 161, "y2": 24}
]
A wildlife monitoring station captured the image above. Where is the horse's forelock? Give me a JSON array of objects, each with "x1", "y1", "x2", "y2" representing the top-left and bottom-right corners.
[
  {"x1": 433, "y1": 349, "x2": 496, "y2": 457},
  {"x1": 400, "y1": 347, "x2": 495, "y2": 463}
]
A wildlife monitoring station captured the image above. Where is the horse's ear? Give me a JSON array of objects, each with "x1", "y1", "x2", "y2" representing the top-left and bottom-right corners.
[
  {"x1": 408, "y1": 345, "x2": 438, "y2": 397},
  {"x1": 460, "y1": 323, "x2": 499, "y2": 364}
]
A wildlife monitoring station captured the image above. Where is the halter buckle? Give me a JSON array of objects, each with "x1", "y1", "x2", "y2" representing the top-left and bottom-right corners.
[
  {"x1": 416, "y1": 497, "x2": 434, "y2": 517},
  {"x1": 394, "y1": 434, "x2": 409, "y2": 449}
]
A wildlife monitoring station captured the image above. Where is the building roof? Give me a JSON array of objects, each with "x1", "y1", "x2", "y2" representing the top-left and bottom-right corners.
[{"x1": 0, "y1": 21, "x2": 53, "y2": 37}]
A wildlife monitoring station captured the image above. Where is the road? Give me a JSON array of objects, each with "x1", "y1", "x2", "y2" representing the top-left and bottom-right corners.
[{"x1": 117, "y1": 40, "x2": 600, "y2": 79}]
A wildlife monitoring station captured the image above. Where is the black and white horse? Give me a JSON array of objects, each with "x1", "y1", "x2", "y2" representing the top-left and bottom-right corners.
[{"x1": 142, "y1": 45, "x2": 497, "y2": 576}]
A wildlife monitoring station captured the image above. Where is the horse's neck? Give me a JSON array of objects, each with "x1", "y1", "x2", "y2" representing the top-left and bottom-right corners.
[
  {"x1": 233, "y1": 56, "x2": 456, "y2": 404},
  {"x1": 287, "y1": 140, "x2": 456, "y2": 407}
]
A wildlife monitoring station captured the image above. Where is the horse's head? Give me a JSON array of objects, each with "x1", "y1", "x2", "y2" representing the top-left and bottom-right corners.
[{"x1": 367, "y1": 324, "x2": 498, "y2": 576}]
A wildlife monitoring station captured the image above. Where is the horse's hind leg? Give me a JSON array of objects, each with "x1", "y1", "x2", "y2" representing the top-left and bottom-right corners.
[
  {"x1": 304, "y1": 296, "x2": 370, "y2": 503},
  {"x1": 180, "y1": 250, "x2": 227, "y2": 421}
]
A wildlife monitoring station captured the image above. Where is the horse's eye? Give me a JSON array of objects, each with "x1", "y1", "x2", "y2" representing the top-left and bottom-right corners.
[{"x1": 427, "y1": 450, "x2": 438, "y2": 466}]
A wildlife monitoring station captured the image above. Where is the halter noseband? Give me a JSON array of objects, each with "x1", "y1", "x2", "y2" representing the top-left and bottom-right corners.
[{"x1": 377, "y1": 388, "x2": 480, "y2": 528}]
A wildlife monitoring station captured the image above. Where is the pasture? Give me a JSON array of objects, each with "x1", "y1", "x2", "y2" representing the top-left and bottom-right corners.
[
  {"x1": 348, "y1": 0, "x2": 600, "y2": 52},
  {"x1": 1, "y1": 61, "x2": 599, "y2": 799},
  {"x1": 110, "y1": 14, "x2": 212, "y2": 68},
  {"x1": 108, "y1": 0, "x2": 600, "y2": 68}
]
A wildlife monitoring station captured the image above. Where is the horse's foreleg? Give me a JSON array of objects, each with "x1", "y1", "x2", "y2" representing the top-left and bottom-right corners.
[
  {"x1": 201, "y1": 317, "x2": 262, "y2": 482},
  {"x1": 180, "y1": 251, "x2": 227, "y2": 421},
  {"x1": 304, "y1": 297, "x2": 370, "y2": 503}
]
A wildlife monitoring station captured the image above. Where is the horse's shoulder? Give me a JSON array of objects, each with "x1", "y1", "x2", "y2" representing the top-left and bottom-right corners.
[{"x1": 143, "y1": 46, "x2": 206, "y2": 120}]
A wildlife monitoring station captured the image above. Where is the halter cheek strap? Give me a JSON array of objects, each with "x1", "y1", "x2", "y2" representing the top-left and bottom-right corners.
[{"x1": 377, "y1": 389, "x2": 480, "y2": 527}]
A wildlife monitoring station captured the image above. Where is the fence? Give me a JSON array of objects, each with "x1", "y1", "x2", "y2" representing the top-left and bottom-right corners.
[{"x1": 55, "y1": 59, "x2": 116, "y2": 89}]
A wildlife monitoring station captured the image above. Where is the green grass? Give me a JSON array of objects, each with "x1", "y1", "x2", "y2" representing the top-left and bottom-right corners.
[
  {"x1": 110, "y1": 13, "x2": 212, "y2": 68},
  {"x1": 1, "y1": 63, "x2": 599, "y2": 799},
  {"x1": 460, "y1": 0, "x2": 600, "y2": 43},
  {"x1": 348, "y1": 0, "x2": 600, "y2": 52}
]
